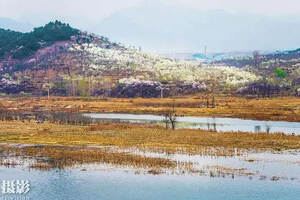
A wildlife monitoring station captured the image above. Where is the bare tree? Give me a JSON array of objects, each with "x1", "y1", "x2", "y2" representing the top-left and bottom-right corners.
[
  {"x1": 42, "y1": 83, "x2": 54, "y2": 100},
  {"x1": 211, "y1": 78, "x2": 217, "y2": 108},
  {"x1": 162, "y1": 100, "x2": 177, "y2": 130},
  {"x1": 42, "y1": 68, "x2": 56, "y2": 99},
  {"x1": 205, "y1": 74, "x2": 218, "y2": 108},
  {"x1": 253, "y1": 50, "x2": 260, "y2": 68},
  {"x1": 205, "y1": 93, "x2": 210, "y2": 108},
  {"x1": 162, "y1": 114, "x2": 170, "y2": 129},
  {"x1": 79, "y1": 44, "x2": 92, "y2": 96},
  {"x1": 160, "y1": 87, "x2": 164, "y2": 98},
  {"x1": 102, "y1": 76, "x2": 113, "y2": 97}
]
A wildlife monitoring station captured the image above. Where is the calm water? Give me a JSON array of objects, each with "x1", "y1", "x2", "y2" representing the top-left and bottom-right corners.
[
  {"x1": 132, "y1": 150, "x2": 300, "y2": 179},
  {"x1": 1, "y1": 166, "x2": 300, "y2": 200},
  {"x1": 1, "y1": 149, "x2": 299, "y2": 200},
  {"x1": 84, "y1": 113, "x2": 300, "y2": 134}
]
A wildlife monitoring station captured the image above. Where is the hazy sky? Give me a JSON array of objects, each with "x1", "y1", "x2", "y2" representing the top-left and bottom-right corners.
[
  {"x1": 1, "y1": 0, "x2": 300, "y2": 52},
  {"x1": 2, "y1": 0, "x2": 300, "y2": 19}
]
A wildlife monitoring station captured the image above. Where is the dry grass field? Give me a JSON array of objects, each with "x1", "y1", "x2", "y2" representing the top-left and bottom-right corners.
[
  {"x1": 0, "y1": 96, "x2": 299, "y2": 122},
  {"x1": 0, "y1": 96, "x2": 299, "y2": 172},
  {"x1": 0, "y1": 145, "x2": 176, "y2": 172},
  {"x1": 1, "y1": 121, "x2": 299, "y2": 154},
  {"x1": 0, "y1": 120, "x2": 299, "y2": 172}
]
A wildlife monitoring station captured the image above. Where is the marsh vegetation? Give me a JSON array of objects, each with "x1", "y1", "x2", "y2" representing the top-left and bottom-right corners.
[{"x1": 0, "y1": 96, "x2": 299, "y2": 122}]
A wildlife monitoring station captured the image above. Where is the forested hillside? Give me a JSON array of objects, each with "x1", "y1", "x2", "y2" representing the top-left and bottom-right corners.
[
  {"x1": 0, "y1": 21, "x2": 80, "y2": 59},
  {"x1": 3, "y1": 21, "x2": 293, "y2": 98}
]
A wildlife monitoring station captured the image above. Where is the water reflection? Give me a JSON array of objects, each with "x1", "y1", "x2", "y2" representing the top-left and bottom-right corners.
[
  {"x1": 84, "y1": 113, "x2": 300, "y2": 135},
  {"x1": 1, "y1": 164, "x2": 300, "y2": 200},
  {"x1": 254, "y1": 126, "x2": 261, "y2": 133},
  {"x1": 266, "y1": 125, "x2": 271, "y2": 133}
]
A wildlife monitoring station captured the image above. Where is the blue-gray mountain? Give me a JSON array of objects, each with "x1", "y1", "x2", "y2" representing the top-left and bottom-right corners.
[
  {"x1": 93, "y1": 3, "x2": 300, "y2": 52},
  {"x1": 0, "y1": 17, "x2": 33, "y2": 32}
]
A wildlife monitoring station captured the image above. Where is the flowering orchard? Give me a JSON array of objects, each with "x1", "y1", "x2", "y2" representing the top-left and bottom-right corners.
[{"x1": 70, "y1": 43, "x2": 259, "y2": 86}]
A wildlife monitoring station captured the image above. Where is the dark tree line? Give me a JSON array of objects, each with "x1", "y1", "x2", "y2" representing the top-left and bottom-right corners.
[
  {"x1": 237, "y1": 81, "x2": 292, "y2": 98},
  {"x1": 0, "y1": 20, "x2": 79, "y2": 59}
]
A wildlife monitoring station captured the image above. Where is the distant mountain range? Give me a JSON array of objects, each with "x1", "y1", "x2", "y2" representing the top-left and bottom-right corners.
[
  {"x1": 162, "y1": 51, "x2": 264, "y2": 62},
  {"x1": 0, "y1": 17, "x2": 33, "y2": 32},
  {"x1": 162, "y1": 49, "x2": 300, "y2": 62},
  {"x1": 95, "y1": 3, "x2": 300, "y2": 52}
]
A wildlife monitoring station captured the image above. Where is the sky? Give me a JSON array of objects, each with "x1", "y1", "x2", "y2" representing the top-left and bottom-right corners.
[
  {"x1": 2, "y1": 0, "x2": 300, "y2": 19},
  {"x1": 1, "y1": 0, "x2": 300, "y2": 52}
]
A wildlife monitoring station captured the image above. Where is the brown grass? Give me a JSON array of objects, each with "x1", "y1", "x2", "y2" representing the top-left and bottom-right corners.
[
  {"x1": 0, "y1": 121, "x2": 299, "y2": 155},
  {"x1": 0, "y1": 145, "x2": 176, "y2": 170},
  {"x1": 0, "y1": 120, "x2": 299, "y2": 175},
  {"x1": 0, "y1": 159, "x2": 19, "y2": 167},
  {"x1": 0, "y1": 96, "x2": 299, "y2": 122}
]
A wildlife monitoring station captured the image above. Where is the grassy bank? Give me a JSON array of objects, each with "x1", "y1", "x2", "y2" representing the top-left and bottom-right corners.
[
  {"x1": 0, "y1": 145, "x2": 176, "y2": 172},
  {"x1": 1, "y1": 121, "x2": 299, "y2": 154},
  {"x1": 0, "y1": 121, "x2": 299, "y2": 174},
  {"x1": 0, "y1": 96, "x2": 299, "y2": 122}
]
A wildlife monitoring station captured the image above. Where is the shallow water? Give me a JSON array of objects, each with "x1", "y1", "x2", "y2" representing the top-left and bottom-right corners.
[
  {"x1": 0, "y1": 146, "x2": 299, "y2": 200},
  {"x1": 84, "y1": 113, "x2": 300, "y2": 134},
  {"x1": 129, "y1": 150, "x2": 300, "y2": 180},
  {"x1": 0, "y1": 166, "x2": 300, "y2": 200}
]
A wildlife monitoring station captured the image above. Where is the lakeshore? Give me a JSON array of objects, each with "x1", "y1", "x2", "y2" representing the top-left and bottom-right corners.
[{"x1": 0, "y1": 96, "x2": 299, "y2": 122}]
